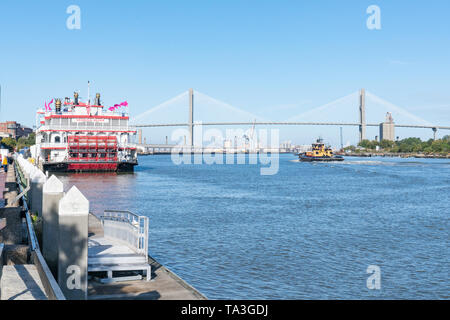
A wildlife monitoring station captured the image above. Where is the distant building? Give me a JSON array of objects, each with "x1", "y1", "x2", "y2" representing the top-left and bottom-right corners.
[
  {"x1": 294, "y1": 145, "x2": 313, "y2": 153},
  {"x1": 280, "y1": 141, "x2": 292, "y2": 149},
  {"x1": 223, "y1": 139, "x2": 232, "y2": 149},
  {"x1": 0, "y1": 121, "x2": 33, "y2": 139},
  {"x1": 379, "y1": 112, "x2": 395, "y2": 141}
]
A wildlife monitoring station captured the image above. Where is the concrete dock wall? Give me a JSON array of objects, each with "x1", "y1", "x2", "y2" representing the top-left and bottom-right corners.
[{"x1": 57, "y1": 186, "x2": 89, "y2": 300}]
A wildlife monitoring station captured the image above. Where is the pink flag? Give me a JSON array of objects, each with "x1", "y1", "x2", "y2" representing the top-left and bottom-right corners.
[
  {"x1": 108, "y1": 101, "x2": 128, "y2": 111},
  {"x1": 45, "y1": 99, "x2": 54, "y2": 111}
]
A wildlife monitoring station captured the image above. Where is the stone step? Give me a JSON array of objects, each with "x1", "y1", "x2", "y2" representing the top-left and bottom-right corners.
[{"x1": 0, "y1": 264, "x2": 48, "y2": 300}]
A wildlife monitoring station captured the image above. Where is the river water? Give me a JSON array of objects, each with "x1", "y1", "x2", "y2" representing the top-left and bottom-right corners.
[{"x1": 56, "y1": 154, "x2": 449, "y2": 299}]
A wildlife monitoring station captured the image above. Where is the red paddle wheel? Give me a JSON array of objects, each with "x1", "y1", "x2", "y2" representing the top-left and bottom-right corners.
[{"x1": 67, "y1": 135, "x2": 118, "y2": 171}]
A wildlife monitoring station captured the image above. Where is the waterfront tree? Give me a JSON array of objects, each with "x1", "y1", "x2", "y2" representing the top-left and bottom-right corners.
[
  {"x1": 358, "y1": 139, "x2": 379, "y2": 150},
  {"x1": 1, "y1": 137, "x2": 16, "y2": 151},
  {"x1": 379, "y1": 139, "x2": 395, "y2": 150},
  {"x1": 350, "y1": 137, "x2": 449, "y2": 155},
  {"x1": 16, "y1": 133, "x2": 36, "y2": 151}
]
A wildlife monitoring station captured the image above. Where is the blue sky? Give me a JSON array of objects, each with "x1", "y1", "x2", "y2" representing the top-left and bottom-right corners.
[{"x1": 0, "y1": 0, "x2": 449, "y2": 145}]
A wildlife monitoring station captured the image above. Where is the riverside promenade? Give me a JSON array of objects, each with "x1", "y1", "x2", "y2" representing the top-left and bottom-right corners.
[{"x1": 0, "y1": 157, "x2": 206, "y2": 300}]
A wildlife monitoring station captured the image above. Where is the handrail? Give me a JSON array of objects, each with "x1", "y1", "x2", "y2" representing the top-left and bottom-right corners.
[
  {"x1": 101, "y1": 210, "x2": 149, "y2": 256},
  {"x1": 25, "y1": 209, "x2": 39, "y2": 251},
  {"x1": 14, "y1": 175, "x2": 30, "y2": 205}
]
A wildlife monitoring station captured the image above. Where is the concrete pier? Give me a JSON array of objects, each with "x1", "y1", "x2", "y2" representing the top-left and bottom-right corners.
[{"x1": 87, "y1": 214, "x2": 206, "y2": 300}]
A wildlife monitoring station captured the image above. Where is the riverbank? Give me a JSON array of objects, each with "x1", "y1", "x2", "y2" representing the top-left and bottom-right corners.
[{"x1": 337, "y1": 152, "x2": 450, "y2": 159}]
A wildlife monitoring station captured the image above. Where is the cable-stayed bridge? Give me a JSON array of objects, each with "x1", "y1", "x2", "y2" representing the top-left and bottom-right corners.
[{"x1": 130, "y1": 89, "x2": 450, "y2": 149}]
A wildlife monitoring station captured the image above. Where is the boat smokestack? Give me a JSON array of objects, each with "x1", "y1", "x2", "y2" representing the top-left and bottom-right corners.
[
  {"x1": 55, "y1": 98, "x2": 62, "y2": 113},
  {"x1": 74, "y1": 92, "x2": 79, "y2": 105},
  {"x1": 95, "y1": 93, "x2": 101, "y2": 106}
]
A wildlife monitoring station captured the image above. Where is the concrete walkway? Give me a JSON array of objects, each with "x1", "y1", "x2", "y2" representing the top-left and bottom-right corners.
[{"x1": 0, "y1": 265, "x2": 47, "y2": 300}]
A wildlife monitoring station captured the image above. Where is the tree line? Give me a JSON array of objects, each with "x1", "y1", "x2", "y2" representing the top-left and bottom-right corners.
[
  {"x1": 1, "y1": 133, "x2": 36, "y2": 152},
  {"x1": 344, "y1": 135, "x2": 450, "y2": 154}
]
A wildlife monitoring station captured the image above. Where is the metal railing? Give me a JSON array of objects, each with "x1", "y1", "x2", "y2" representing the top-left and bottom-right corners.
[
  {"x1": 38, "y1": 125, "x2": 133, "y2": 132},
  {"x1": 101, "y1": 210, "x2": 149, "y2": 256},
  {"x1": 42, "y1": 110, "x2": 130, "y2": 117},
  {"x1": 39, "y1": 142, "x2": 136, "y2": 150},
  {"x1": 39, "y1": 143, "x2": 68, "y2": 149}
]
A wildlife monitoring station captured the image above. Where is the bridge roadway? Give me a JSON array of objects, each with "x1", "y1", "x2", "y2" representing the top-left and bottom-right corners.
[{"x1": 132, "y1": 122, "x2": 450, "y2": 130}]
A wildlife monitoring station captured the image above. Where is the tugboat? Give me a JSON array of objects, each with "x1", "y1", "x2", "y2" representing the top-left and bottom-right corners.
[{"x1": 298, "y1": 138, "x2": 344, "y2": 162}]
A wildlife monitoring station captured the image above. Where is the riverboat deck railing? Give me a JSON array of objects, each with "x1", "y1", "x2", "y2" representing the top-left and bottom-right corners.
[
  {"x1": 100, "y1": 210, "x2": 149, "y2": 256},
  {"x1": 38, "y1": 125, "x2": 133, "y2": 132},
  {"x1": 39, "y1": 143, "x2": 136, "y2": 150}
]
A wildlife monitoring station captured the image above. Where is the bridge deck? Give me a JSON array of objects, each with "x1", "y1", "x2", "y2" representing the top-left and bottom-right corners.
[{"x1": 133, "y1": 122, "x2": 450, "y2": 130}]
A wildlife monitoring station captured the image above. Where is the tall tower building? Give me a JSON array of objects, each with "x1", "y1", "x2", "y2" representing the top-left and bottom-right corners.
[{"x1": 380, "y1": 112, "x2": 395, "y2": 141}]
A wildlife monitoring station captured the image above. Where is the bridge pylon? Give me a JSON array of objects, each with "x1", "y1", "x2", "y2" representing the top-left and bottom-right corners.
[
  {"x1": 359, "y1": 88, "x2": 366, "y2": 142},
  {"x1": 189, "y1": 88, "x2": 194, "y2": 147}
]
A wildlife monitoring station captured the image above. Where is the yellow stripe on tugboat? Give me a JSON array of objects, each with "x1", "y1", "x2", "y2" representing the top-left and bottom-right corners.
[{"x1": 298, "y1": 138, "x2": 344, "y2": 162}]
